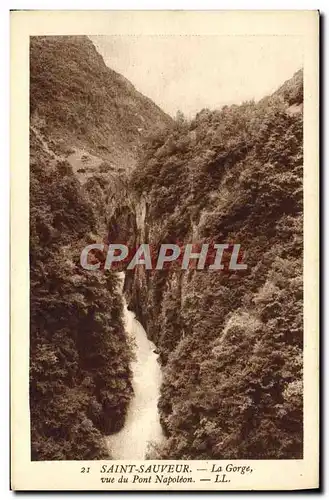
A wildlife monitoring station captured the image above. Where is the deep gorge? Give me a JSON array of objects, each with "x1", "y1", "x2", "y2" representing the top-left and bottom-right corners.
[{"x1": 30, "y1": 35, "x2": 303, "y2": 461}]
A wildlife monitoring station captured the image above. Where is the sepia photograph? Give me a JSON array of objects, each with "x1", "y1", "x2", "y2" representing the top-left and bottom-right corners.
[{"x1": 10, "y1": 10, "x2": 319, "y2": 491}]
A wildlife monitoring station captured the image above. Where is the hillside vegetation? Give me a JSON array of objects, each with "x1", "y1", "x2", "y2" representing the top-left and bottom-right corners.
[
  {"x1": 30, "y1": 130, "x2": 136, "y2": 460},
  {"x1": 29, "y1": 36, "x2": 171, "y2": 460},
  {"x1": 128, "y1": 70, "x2": 303, "y2": 459}
]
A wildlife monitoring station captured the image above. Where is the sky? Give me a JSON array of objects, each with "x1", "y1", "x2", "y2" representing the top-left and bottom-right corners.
[{"x1": 90, "y1": 35, "x2": 303, "y2": 118}]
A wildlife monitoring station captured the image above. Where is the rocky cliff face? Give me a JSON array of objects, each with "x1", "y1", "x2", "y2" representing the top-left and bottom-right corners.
[{"x1": 126, "y1": 70, "x2": 303, "y2": 459}]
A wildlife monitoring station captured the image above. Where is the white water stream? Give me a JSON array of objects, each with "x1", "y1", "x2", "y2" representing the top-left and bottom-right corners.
[{"x1": 106, "y1": 275, "x2": 164, "y2": 459}]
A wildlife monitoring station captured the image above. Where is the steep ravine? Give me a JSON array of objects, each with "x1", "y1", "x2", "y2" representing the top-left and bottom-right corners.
[
  {"x1": 107, "y1": 273, "x2": 164, "y2": 459},
  {"x1": 30, "y1": 33, "x2": 303, "y2": 460},
  {"x1": 29, "y1": 34, "x2": 174, "y2": 461}
]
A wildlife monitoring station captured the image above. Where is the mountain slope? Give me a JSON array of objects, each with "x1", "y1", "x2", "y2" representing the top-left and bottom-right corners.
[
  {"x1": 29, "y1": 36, "x2": 171, "y2": 460},
  {"x1": 127, "y1": 70, "x2": 303, "y2": 459},
  {"x1": 30, "y1": 35, "x2": 172, "y2": 173}
]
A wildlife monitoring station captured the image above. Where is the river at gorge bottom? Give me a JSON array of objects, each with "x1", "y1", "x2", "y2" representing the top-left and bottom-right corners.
[{"x1": 106, "y1": 295, "x2": 164, "y2": 459}]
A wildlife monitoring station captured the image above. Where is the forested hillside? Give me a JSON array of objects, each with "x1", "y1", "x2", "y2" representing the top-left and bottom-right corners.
[
  {"x1": 29, "y1": 36, "x2": 171, "y2": 460},
  {"x1": 128, "y1": 70, "x2": 303, "y2": 459},
  {"x1": 30, "y1": 131, "x2": 136, "y2": 460}
]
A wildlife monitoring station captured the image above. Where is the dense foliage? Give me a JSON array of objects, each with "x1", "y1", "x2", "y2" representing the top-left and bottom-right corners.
[
  {"x1": 30, "y1": 130, "x2": 134, "y2": 460},
  {"x1": 128, "y1": 70, "x2": 303, "y2": 459}
]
